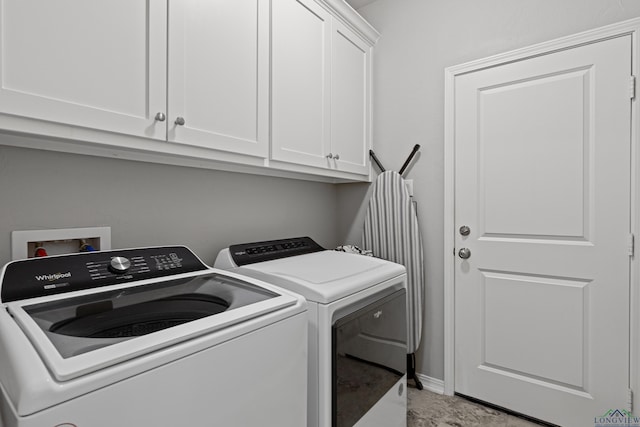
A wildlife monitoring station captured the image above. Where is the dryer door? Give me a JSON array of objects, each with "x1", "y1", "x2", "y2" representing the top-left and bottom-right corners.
[{"x1": 332, "y1": 289, "x2": 406, "y2": 427}]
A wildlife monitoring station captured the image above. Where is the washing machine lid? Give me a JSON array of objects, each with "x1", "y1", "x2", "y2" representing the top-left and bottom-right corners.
[
  {"x1": 1, "y1": 247, "x2": 301, "y2": 381},
  {"x1": 237, "y1": 250, "x2": 406, "y2": 304},
  {"x1": 6, "y1": 270, "x2": 297, "y2": 381}
]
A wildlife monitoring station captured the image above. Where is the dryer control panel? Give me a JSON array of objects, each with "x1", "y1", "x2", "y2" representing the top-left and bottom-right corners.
[
  {"x1": 0, "y1": 246, "x2": 208, "y2": 303},
  {"x1": 229, "y1": 236, "x2": 324, "y2": 266}
]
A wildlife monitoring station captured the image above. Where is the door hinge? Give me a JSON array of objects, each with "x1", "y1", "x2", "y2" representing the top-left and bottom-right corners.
[
  {"x1": 628, "y1": 388, "x2": 634, "y2": 412},
  {"x1": 629, "y1": 233, "x2": 635, "y2": 257},
  {"x1": 631, "y1": 75, "x2": 636, "y2": 100}
]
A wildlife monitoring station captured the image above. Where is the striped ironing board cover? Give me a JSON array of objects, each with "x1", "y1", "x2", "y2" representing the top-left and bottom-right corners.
[{"x1": 363, "y1": 170, "x2": 424, "y2": 353}]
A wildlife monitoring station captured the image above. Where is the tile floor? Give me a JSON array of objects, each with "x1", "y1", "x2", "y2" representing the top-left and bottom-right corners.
[{"x1": 407, "y1": 387, "x2": 543, "y2": 427}]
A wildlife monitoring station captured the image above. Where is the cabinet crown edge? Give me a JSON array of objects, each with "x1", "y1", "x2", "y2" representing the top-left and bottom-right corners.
[{"x1": 321, "y1": 0, "x2": 380, "y2": 45}]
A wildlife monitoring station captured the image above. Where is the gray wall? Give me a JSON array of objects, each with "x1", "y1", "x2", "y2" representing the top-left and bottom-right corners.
[
  {"x1": 0, "y1": 140, "x2": 339, "y2": 266},
  {"x1": 339, "y1": 0, "x2": 640, "y2": 382}
]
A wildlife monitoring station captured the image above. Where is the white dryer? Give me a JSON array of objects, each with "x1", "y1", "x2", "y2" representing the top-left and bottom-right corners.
[
  {"x1": 0, "y1": 246, "x2": 307, "y2": 427},
  {"x1": 215, "y1": 237, "x2": 408, "y2": 427}
]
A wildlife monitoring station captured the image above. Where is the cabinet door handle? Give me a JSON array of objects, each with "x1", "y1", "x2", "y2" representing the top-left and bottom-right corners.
[
  {"x1": 155, "y1": 112, "x2": 166, "y2": 122},
  {"x1": 175, "y1": 117, "x2": 186, "y2": 126},
  {"x1": 334, "y1": 154, "x2": 340, "y2": 160},
  {"x1": 326, "y1": 153, "x2": 334, "y2": 159}
]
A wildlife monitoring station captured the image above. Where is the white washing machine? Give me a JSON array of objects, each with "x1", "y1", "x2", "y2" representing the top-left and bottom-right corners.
[
  {"x1": 0, "y1": 246, "x2": 307, "y2": 427},
  {"x1": 215, "y1": 237, "x2": 408, "y2": 427}
]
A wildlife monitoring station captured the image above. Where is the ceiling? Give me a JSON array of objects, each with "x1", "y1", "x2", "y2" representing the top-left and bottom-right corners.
[{"x1": 345, "y1": 0, "x2": 378, "y2": 10}]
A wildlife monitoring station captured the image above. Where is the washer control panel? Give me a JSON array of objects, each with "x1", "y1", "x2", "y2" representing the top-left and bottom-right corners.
[
  {"x1": 1, "y1": 246, "x2": 208, "y2": 303},
  {"x1": 229, "y1": 236, "x2": 324, "y2": 266}
]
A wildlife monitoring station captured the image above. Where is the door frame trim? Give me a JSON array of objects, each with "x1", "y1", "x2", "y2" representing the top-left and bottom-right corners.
[{"x1": 443, "y1": 17, "x2": 640, "y2": 398}]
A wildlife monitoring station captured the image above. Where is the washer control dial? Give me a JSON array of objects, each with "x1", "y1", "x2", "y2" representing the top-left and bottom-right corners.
[{"x1": 109, "y1": 256, "x2": 131, "y2": 274}]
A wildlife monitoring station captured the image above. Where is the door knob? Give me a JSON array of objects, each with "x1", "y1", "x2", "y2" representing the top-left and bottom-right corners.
[
  {"x1": 175, "y1": 117, "x2": 186, "y2": 126},
  {"x1": 459, "y1": 225, "x2": 471, "y2": 236},
  {"x1": 155, "y1": 112, "x2": 166, "y2": 122},
  {"x1": 458, "y1": 248, "x2": 471, "y2": 259}
]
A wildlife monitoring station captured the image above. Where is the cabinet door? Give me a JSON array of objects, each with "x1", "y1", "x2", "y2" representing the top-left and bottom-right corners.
[
  {"x1": 330, "y1": 21, "x2": 370, "y2": 175},
  {"x1": 271, "y1": 0, "x2": 331, "y2": 168},
  {"x1": 0, "y1": 0, "x2": 167, "y2": 140},
  {"x1": 168, "y1": 0, "x2": 269, "y2": 158}
]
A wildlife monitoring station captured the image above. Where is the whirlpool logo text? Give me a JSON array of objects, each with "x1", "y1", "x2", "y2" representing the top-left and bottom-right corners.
[{"x1": 35, "y1": 272, "x2": 72, "y2": 282}]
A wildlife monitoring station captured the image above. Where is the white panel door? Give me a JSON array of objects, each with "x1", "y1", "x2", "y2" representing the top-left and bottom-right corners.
[
  {"x1": 330, "y1": 21, "x2": 370, "y2": 175},
  {"x1": 167, "y1": 0, "x2": 269, "y2": 158},
  {"x1": 271, "y1": 0, "x2": 331, "y2": 168},
  {"x1": 454, "y1": 35, "x2": 631, "y2": 427},
  {"x1": 0, "y1": 0, "x2": 167, "y2": 140}
]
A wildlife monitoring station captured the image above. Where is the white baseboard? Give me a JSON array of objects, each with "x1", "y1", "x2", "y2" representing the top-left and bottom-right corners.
[{"x1": 415, "y1": 373, "x2": 445, "y2": 394}]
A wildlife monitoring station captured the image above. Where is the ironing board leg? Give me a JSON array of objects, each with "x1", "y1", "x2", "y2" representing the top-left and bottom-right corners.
[{"x1": 407, "y1": 353, "x2": 424, "y2": 390}]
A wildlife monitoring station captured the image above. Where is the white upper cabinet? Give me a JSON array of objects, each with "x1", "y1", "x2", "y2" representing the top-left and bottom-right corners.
[
  {"x1": 0, "y1": 0, "x2": 268, "y2": 158},
  {"x1": 271, "y1": 0, "x2": 375, "y2": 176},
  {"x1": 271, "y1": 0, "x2": 332, "y2": 169},
  {"x1": 0, "y1": 0, "x2": 378, "y2": 182},
  {"x1": 330, "y1": 20, "x2": 370, "y2": 175},
  {"x1": 0, "y1": 0, "x2": 167, "y2": 140},
  {"x1": 167, "y1": 0, "x2": 269, "y2": 158}
]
